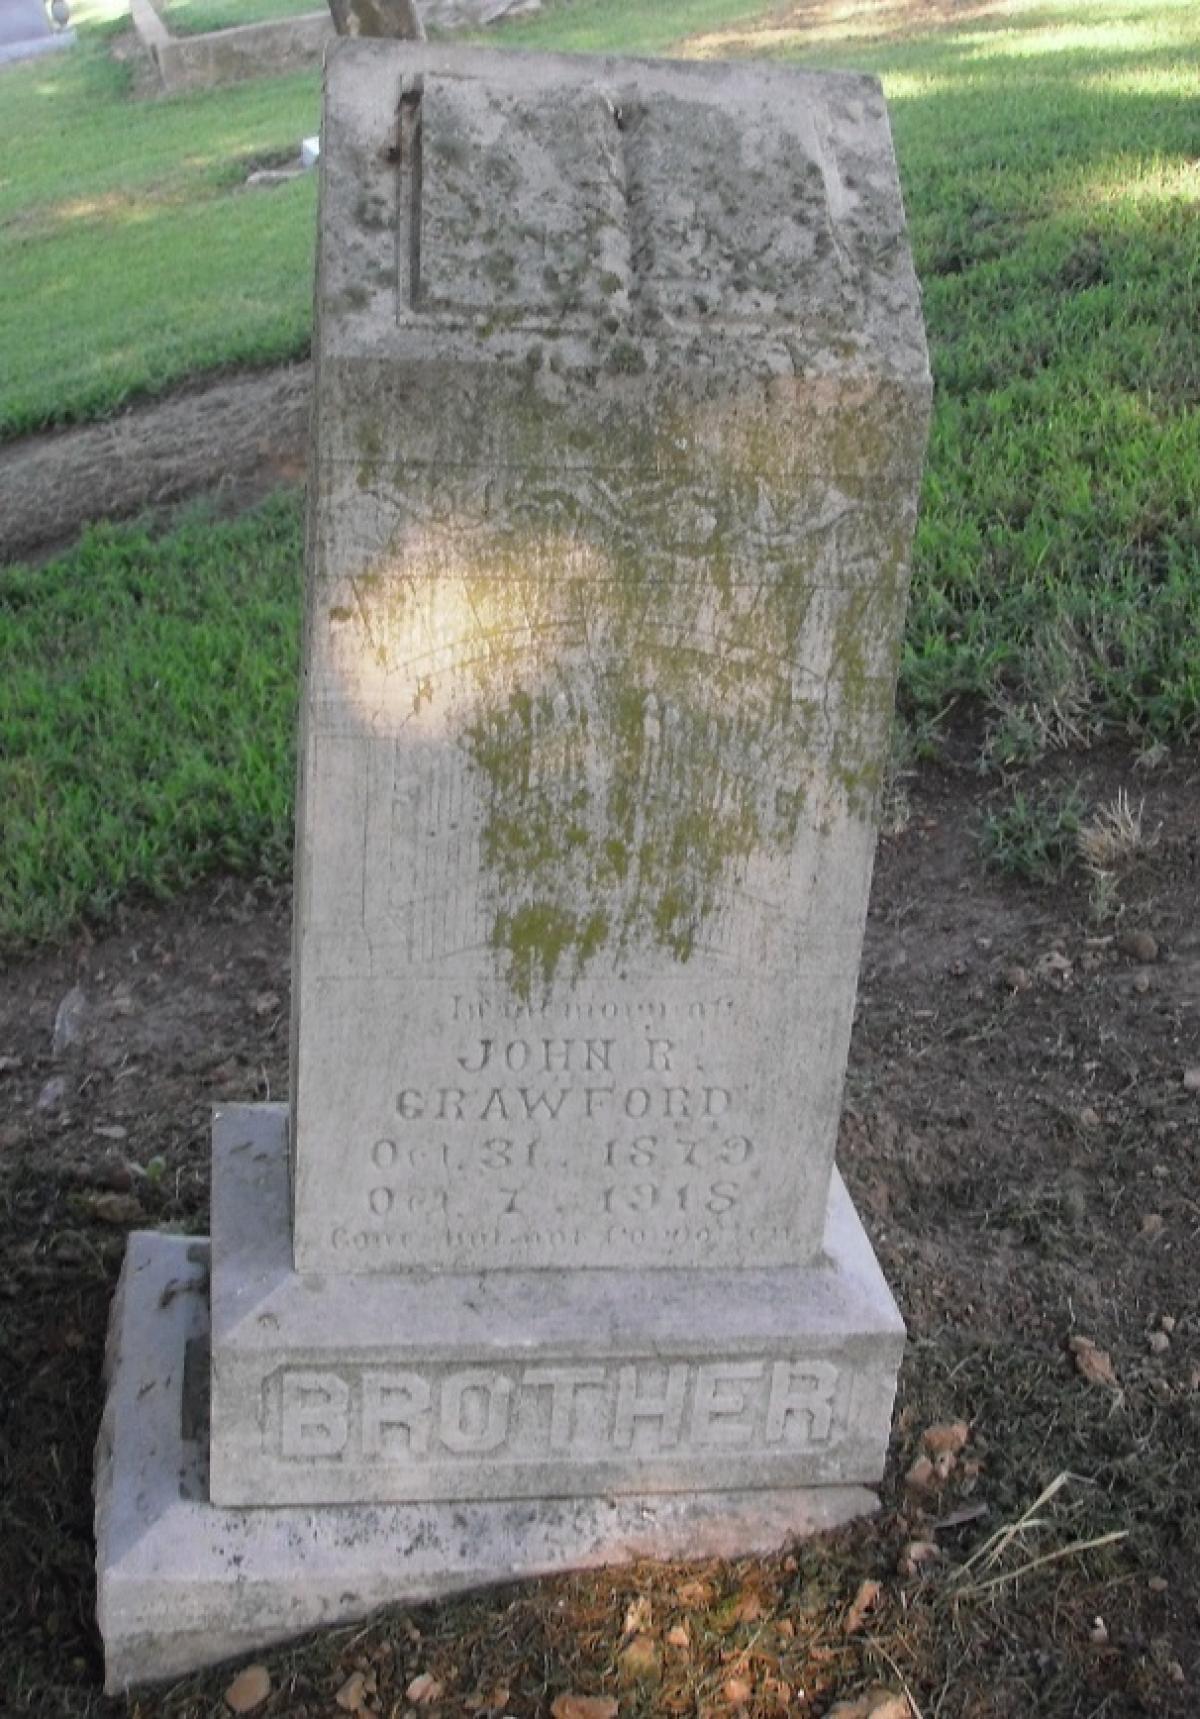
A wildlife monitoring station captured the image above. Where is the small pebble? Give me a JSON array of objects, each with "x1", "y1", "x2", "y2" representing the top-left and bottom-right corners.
[
  {"x1": 1119, "y1": 930, "x2": 1159, "y2": 963},
  {"x1": 1148, "y1": 1330, "x2": 1170, "y2": 1355},
  {"x1": 51, "y1": 985, "x2": 89, "y2": 1057},
  {"x1": 35, "y1": 1075, "x2": 67, "y2": 1112}
]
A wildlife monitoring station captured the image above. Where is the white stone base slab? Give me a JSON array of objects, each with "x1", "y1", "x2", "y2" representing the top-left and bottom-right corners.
[
  {"x1": 95, "y1": 1231, "x2": 878, "y2": 1691},
  {"x1": 209, "y1": 1106, "x2": 906, "y2": 1507}
]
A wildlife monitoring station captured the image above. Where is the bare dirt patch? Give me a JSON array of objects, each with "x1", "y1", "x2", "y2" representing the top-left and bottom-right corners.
[
  {"x1": 0, "y1": 363, "x2": 310, "y2": 565},
  {"x1": 1, "y1": 754, "x2": 1198, "y2": 1716}
]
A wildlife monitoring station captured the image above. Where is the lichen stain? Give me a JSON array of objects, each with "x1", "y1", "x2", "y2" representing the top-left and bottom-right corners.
[{"x1": 331, "y1": 393, "x2": 914, "y2": 1003}]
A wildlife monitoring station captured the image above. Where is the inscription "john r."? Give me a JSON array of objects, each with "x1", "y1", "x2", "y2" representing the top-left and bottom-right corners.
[{"x1": 454, "y1": 1037, "x2": 675, "y2": 1073}]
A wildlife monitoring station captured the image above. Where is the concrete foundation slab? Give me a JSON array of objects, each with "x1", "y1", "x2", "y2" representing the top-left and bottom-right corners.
[{"x1": 95, "y1": 1229, "x2": 878, "y2": 1692}]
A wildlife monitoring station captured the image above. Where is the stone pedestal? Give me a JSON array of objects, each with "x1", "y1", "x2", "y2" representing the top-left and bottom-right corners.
[
  {"x1": 96, "y1": 40, "x2": 929, "y2": 1692},
  {"x1": 209, "y1": 1106, "x2": 903, "y2": 1506},
  {"x1": 98, "y1": 1220, "x2": 876, "y2": 1692}
]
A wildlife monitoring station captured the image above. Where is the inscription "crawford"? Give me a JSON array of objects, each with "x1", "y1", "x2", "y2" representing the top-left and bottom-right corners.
[{"x1": 269, "y1": 1357, "x2": 842, "y2": 1464}]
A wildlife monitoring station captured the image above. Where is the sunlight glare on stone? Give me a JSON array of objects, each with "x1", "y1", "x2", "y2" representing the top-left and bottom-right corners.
[{"x1": 325, "y1": 533, "x2": 611, "y2": 736}]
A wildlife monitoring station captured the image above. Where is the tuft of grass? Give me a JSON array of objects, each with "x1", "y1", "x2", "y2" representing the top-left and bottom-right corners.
[
  {"x1": 1077, "y1": 788, "x2": 1153, "y2": 874},
  {"x1": 0, "y1": 0, "x2": 318, "y2": 438},
  {"x1": 0, "y1": 493, "x2": 302, "y2": 948},
  {"x1": 162, "y1": 0, "x2": 321, "y2": 34},
  {"x1": 1077, "y1": 787, "x2": 1156, "y2": 922},
  {"x1": 980, "y1": 787, "x2": 1085, "y2": 883}
]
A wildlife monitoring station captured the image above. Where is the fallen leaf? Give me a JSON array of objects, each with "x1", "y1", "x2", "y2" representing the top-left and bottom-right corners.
[
  {"x1": 729, "y1": 1587, "x2": 766, "y2": 1624},
  {"x1": 844, "y1": 1577, "x2": 882, "y2": 1634},
  {"x1": 675, "y1": 1578, "x2": 713, "y2": 1607},
  {"x1": 406, "y1": 1671, "x2": 444, "y2": 1705},
  {"x1": 923, "y1": 1421, "x2": 970, "y2": 1460},
  {"x1": 617, "y1": 1634, "x2": 661, "y2": 1684},
  {"x1": 550, "y1": 1697, "x2": 618, "y2": 1719},
  {"x1": 723, "y1": 1677, "x2": 752, "y2": 1706},
  {"x1": 826, "y1": 1690, "x2": 909, "y2": 1719},
  {"x1": 899, "y1": 1539, "x2": 941, "y2": 1578},
  {"x1": 224, "y1": 1663, "x2": 270, "y2": 1714},
  {"x1": 621, "y1": 1596, "x2": 652, "y2": 1639},
  {"x1": 1148, "y1": 1330, "x2": 1170, "y2": 1354},
  {"x1": 904, "y1": 1453, "x2": 937, "y2": 1495},
  {"x1": 1069, "y1": 1335, "x2": 1119, "y2": 1389},
  {"x1": 86, "y1": 1192, "x2": 145, "y2": 1226},
  {"x1": 336, "y1": 1670, "x2": 369, "y2": 1712},
  {"x1": 252, "y1": 991, "x2": 281, "y2": 1017},
  {"x1": 1140, "y1": 1213, "x2": 1165, "y2": 1239}
]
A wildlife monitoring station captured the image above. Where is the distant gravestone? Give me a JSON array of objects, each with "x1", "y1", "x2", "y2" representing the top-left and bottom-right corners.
[{"x1": 95, "y1": 41, "x2": 930, "y2": 1690}]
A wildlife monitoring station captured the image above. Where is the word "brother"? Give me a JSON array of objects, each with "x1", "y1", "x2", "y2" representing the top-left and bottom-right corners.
[{"x1": 273, "y1": 1357, "x2": 841, "y2": 1463}]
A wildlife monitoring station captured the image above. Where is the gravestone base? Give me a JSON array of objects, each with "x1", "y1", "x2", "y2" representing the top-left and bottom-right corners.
[
  {"x1": 208, "y1": 1107, "x2": 905, "y2": 1509},
  {"x1": 95, "y1": 1226, "x2": 879, "y2": 1693}
]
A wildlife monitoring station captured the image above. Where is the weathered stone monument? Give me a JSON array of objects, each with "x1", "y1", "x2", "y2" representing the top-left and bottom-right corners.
[{"x1": 95, "y1": 40, "x2": 929, "y2": 1688}]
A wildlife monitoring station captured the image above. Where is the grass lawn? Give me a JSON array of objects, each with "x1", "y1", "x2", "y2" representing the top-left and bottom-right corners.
[
  {"x1": 0, "y1": 0, "x2": 318, "y2": 439},
  {"x1": 0, "y1": 498, "x2": 301, "y2": 946},
  {"x1": 2, "y1": 0, "x2": 1200, "y2": 946},
  {"x1": 162, "y1": 0, "x2": 321, "y2": 34}
]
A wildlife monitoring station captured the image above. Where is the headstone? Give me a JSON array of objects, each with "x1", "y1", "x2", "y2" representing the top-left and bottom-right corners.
[{"x1": 95, "y1": 41, "x2": 930, "y2": 1690}]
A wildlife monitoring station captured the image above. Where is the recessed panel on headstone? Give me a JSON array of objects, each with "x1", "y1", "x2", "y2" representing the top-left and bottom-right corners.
[{"x1": 291, "y1": 45, "x2": 930, "y2": 1274}]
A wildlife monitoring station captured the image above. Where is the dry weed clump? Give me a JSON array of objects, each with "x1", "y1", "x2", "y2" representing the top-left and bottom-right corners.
[{"x1": 1077, "y1": 789, "x2": 1157, "y2": 921}]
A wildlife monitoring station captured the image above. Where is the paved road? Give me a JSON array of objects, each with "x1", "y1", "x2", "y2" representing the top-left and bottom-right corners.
[{"x1": 0, "y1": 0, "x2": 52, "y2": 48}]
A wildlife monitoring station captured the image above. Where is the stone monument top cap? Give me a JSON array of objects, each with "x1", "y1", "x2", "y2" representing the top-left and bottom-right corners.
[{"x1": 320, "y1": 42, "x2": 928, "y2": 383}]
